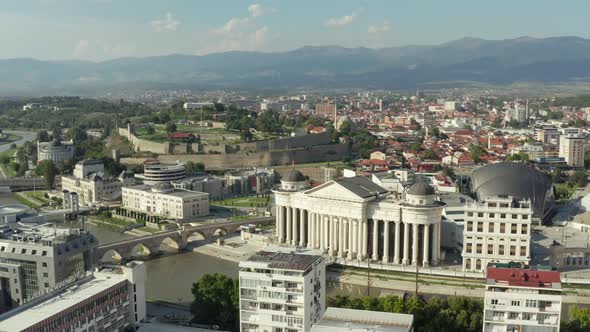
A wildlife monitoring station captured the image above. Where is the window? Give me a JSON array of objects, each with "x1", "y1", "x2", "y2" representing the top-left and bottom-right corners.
[
  {"x1": 522, "y1": 312, "x2": 532, "y2": 320},
  {"x1": 476, "y1": 244, "x2": 482, "y2": 254},
  {"x1": 488, "y1": 202, "x2": 497, "y2": 208},
  {"x1": 510, "y1": 246, "x2": 516, "y2": 256},
  {"x1": 477, "y1": 212, "x2": 484, "y2": 218},
  {"x1": 489, "y1": 213, "x2": 495, "y2": 219},
  {"x1": 477, "y1": 223, "x2": 483, "y2": 232},
  {"x1": 31, "y1": 250, "x2": 37, "y2": 255},
  {"x1": 511, "y1": 300, "x2": 520, "y2": 306},
  {"x1": 43, "y1": 272, "x2": 48, "y2": 278},
  {"x1": 521, "y1": 225, "x2": 528, "y2": 235},
  {"x1": 499, "y1": 245, "x2": 505, "y2": 255},
  {"x1": 42, "y1": 251, "x2": 47, "y2": 256},
  {"x1": 512, "y1": 214, "x2": 518, "y2": 219},
  {"x1": 500, "y1": 223, "x2": 506, "y2": 233},
  {"x1": 520, "y1": 246, "x2": 527, "y2": 256},
  {"x1": 525, "y1": 299, "x2": 537, "y2": 308},
  {"x1": 488, "y1": 244, "x2": 494, "y2": 255},
  {"x1": 467, "y1": 212, "x2": 473, "y2": 217},
  {"x1": 522, "y1": 214, "x2": 528, "y2": 220},
  {"x1": 511, "y1": 224, "x2": 518, "y2": 234},
  {"x1": 500, "y1": 214, "x2": 506, "y2": 219},
  {"x1": 466, "y1": 243, "x2": 472, "y2": 253},
  {"x1": 509, "y1": 312, "x2": 519, "y2": 319},
  {"x1": 491, "y1": 299, "x2": 498, "y2": 305},
  {"x1": 466, "y1": 222, "x2": 473, "y2": 232},
  {"x1": 42, "y1": 262, "x2": 47, "y2": 267},
  {"x1": 488, "y1": 223, "x2": 494, "y2": 232},
  {"x1": 44, "y1": 283, "x2": 49, "y2": 288}
]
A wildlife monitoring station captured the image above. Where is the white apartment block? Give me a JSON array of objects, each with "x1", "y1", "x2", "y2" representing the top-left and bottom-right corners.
[
  {"x1": 484, "y1": 266, "x2": 562, "y2": 332},
  {"x1": 122, "y1": 183, "x2": 209, "y2": 221},
  {"x1": 559, "y1": 134, "x2": 584, "y2": 167},
  {"x1": 239, "y1": 250, "x2": 326, "y2": 332},
  {"x1": 462, "y1": 196, "x2": 533, "y2": 272}
]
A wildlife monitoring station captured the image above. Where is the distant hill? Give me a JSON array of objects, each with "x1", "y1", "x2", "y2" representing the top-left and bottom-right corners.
[{"x1": 3, "y1": 36, "x2": 590, "y2": 95}]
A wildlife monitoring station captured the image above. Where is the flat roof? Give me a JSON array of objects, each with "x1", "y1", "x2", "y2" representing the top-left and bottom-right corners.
[
  {"x1": 486, "y1": 267, "x2": 561, "y2": 289},
  {"x1": 124, "y1": 184, "x2": 206, "y2": 198},
  {"x1": 336, "y1": 176, "x2": 388, "y2": 198},
  {"x1": 244, "y1": 251, "x2": 322, "y2": 271},
  {"x1": 311, "y1": 307, "x2": 413, "y2": 332},
  {"x1": 0, "y1": 271, "x2": 126, "y2": 330}
]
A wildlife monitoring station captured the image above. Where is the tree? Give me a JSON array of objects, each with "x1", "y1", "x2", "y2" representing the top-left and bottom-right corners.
[
  {"x1": 165, "y1": 122, "x2": 177, "y2": 135},
  {"x1": 68, "y1": 126, "x2": 87, "y2": 144},
  {"x1": 491, "y1": 117, "x2": 502, "y2": 128},
  {"x1": 190, "y1": 273, "x2": 239, "y2": 331},
  {"x1": 39, "y1": 160, "x2": 58, "y2": 189},
  {"x1": 568, "y1": 170, "x2": 588, "y2": 188},
  {"x1": 185, "y1": 161, "x2": 205, "y2": 174},
  {"x1": 36, "y1": 130, "x2": 50, "y2": 142},
  {"x1": 469, "y1": 143, "x2": 486, "y2": 163},
  {"x1": 423, "y1": 149, "x2": 438, "y2": 160},
  {"x1": 564, "y1": 305, "x2": 590, "y2": 330},
  {"x1": 145, "y1": 126, "x2": 155, "y2": 135},
  {"x1": 442, "y1": 166, "x2": 455, "y2": 178}
]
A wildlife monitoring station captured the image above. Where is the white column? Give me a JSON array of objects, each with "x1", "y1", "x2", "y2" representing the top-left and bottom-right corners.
[
  {"x1": 383, "y1": 221, "x2": 390, "y2": 263},
  {"x1": 275, "y1": 205, "x2": 281, "y2": 238},
  {"x1": 361, "y1": 220, "x2": 368, "y2": 260},
  {"x1": 432, "y1": 223, "x2": 439, "y2": 265},
  {"x1": 352, "y1": 220, "x2": 358, "y2": 258},
  {"x1": 307, "y1": 211, "x2": 314, "y2": 248},
  {"x1": 372, "y1": 220, "x2": 379, "y2": 261},
  {"x1": 393, "y1": 221, "x2": 401, "y2": 264},
  {"x1": 299, "y1": 210, "x2": 306, "y2": 247},
  {"x1": 423, "y1": 224, "x2": 430, "y2": 267},
  {"x1": 292, "y1": 208, "x2": 298, "y2": 246},
  {"x1": 338, "y1": 219, "x2": 345, "y2": 258},
  {"x1": 286, "y1": 208, "x2": 292, "y2": 244},
  {"x1": 437, "y1": 223, "x2": 442, "y2": 264},
  {"x1": 412, "y1": 224, "x2": 419, "y2": 265},
  {"x1": 315, "y1": 213, "x2": 321, "y2": 248},
  {"x1": 323, "y1": 215, "x2": 329, "y2": 251},
  {"x1": 347, "y1": 218, "x2": 354, "y2": 260},
  {"x1": 402, "y1": 222, "x2": 410, "y2": 265}
]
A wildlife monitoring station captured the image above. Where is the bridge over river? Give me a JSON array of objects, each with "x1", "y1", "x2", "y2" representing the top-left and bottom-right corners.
[{"x1": 96, "y1": 217, "x2": 273, "y2": 262}]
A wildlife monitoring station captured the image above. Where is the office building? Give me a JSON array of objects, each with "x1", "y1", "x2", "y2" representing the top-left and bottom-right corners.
[
  {"x1": 0, "y1": 224, "x2": 97, "y2": 312},
  {"x1": 61, "y1": 160, "x2": 134, "y2": 205},
  {"x1": 311, "y1": 307, "x2": 414, "y2": 332},
  {"x1": 462, "y1": 196, "x2": 533, "y2": 272},
  {"x1": 122, "y1": 183, "x2": 209, "y2": 221},
  {"x1": 239, "y1": 250, "x2": 326, "y2": 332},
  {"x1": 274, "y1": 172, "x2": 446, "y2": 267},
  {"x1": 171, "y1": 173, "x2": 224, "y2": 200},
  {"x1": 37, "y1": 139, "x2": 74, "y2": 163},
  {"x1": 559, "y1": 135, "x2": 584, "y2": 167},
  {"x1": 483, "y1": 266, "x2": 562, "y2": 332},
  {"x1": 183, "y1": 102, "x2": 214, "y2": 110},
  {"x1": 537, "y1": 126, "x2": 560, "y2": 144},
  {"x1": 0, "y1": 261, "x2": 146, "y2": 332},
  {"x1": 134, "y1": 160, "x2": 187, "y2": 185},
  {"x1": 225, "y1": 168, "x2": 276, "y2": 195}
]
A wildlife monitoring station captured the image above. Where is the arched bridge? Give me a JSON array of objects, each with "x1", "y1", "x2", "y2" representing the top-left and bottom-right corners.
[{"x1": 96, "y1": 217, "x2": 273, "y2": 263}]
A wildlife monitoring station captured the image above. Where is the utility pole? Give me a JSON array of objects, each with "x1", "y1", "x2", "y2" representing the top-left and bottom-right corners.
[
  {"x1": 415, "y1": 261, "x2": 419, "y2": 297},
  {"x1": 367, "y1": 258, "x2": 371, "y2": 296}
]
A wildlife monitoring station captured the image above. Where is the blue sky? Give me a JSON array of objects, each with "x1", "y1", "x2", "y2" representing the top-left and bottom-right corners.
[{"x1": 1, "y1": 0, "x2": 589, "y2": 61}]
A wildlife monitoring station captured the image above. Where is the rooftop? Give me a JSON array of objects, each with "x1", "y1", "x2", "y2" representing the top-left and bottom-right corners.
[
  {"x1": 335, "y1": 176, "x2": 388, "y2": 198},
  {"x1": 0, "y1": 270, "x2": 127, "y2": 330},
  {"x1": 124, "y1": 184, "x2": 206, "y2": 198},
  {"x1": 244, "y1": 251, "x2": 322, "y2": 271},
  {"x1": 486, "y1": 267, "x2": 561, "y2": 289},
  {"x1": 311, "y1": 307, "x2": 413, "y2": 332}
]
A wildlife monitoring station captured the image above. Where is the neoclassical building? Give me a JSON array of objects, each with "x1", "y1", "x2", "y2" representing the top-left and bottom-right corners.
[{"x1": 273, "y1": 171, "x2": 446, "y2": 267}]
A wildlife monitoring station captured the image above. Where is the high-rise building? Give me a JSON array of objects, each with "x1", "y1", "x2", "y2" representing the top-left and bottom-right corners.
[
  {"x1": 483, "y1": 265, "x2": 562, "y2": 332},
  {"x1": 0, "y1": 261, "x2": 146, "y2": 332},
  {"x1": 537, "y1": 126, "x2": 560, "y2": 144},
  {"x1": 559, "y1": 134, "x2": 584, "y2": 167},
  {"x1": 462, "y1": 196, "x2": 533, "y2": 272},
  {"x1": 314, "y1": 102, "x2": 336, "y2": 118},
  {"x1": 239, "y1": 250, "x2": 326, "y2": 332},
  {"x1": 0, "y1": 225, "x2": 97, "y2": 312}
]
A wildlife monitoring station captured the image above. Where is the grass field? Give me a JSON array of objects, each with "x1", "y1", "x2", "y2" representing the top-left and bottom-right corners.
[
  {"x1": 12, "y1": 193, "x2": 42, "y2": 208},
  {"x1": 212, "y1": 196, "x2": 271, "y2": 207}
]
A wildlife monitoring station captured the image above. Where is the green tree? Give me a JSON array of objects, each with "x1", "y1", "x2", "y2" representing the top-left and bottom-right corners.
[
  {"x1": 190, "y1": 273, "x2": 239, "y2": 331},
  {"x1": 36, "y1": 130, "x2": 50, "y2": 142},
  {"x1": 165, "y1": 122, "x2": 177, "y2": 135},
  {"x1": 469, "y1": 143, "x2": 486, "y2": 163},
  {"x1": 39, "y1": 160, "x2": 58, "y2": 189},
  {"x1": 568, "y1": 170, "x2": 588, "y2": 188},
  {"x1": 68, "y1": 126, "x2": 88, "y2": 144},
  {"x1": 423, "y1": 149, "x2": 438, "y2": 160},
  {"x1": 564, "y1": 305, "x2": 590, "y2": 330},
  {"x1": 185, "y1": 161, "x2": 205, "y2": 174},
  {"x1": 491, "y1": 116, "x2": 502, "y2": 128}
]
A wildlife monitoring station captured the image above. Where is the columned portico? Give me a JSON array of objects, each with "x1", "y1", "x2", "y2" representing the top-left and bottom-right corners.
[
  {"x1": 402, "y1": 221, "x2": 410, "y2": 265},
  {"x1": 393, "y1": 221, "x2": 401, "y2": 264},
  {"x1": 382, "y1": 221, "x2": 390, "y2": 263},
  {"x1": 372, "y1": 220, "x2": 379, "y2": 261},
  {"x1": 423, "y1": 224, "x2": 430, "y2": 267}
]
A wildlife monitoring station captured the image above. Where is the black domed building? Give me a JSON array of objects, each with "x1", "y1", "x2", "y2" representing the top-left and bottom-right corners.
[{"x1": 468, "y1": 162, "x2": 555, "y2": 223}]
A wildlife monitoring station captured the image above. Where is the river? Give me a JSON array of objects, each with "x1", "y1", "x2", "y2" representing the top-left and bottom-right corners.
[{"x1": 0, "y1": 130, "x2": 37, "y2": 152}]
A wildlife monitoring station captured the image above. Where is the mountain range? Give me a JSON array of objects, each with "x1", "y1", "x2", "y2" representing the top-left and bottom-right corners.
[{"x1": 2, "y1": 36, "x2": 590, "y2": 95}]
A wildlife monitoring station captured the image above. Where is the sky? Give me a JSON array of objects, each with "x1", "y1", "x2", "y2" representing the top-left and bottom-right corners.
[{"x1": 1, "y1": 0, "x2": 589, "y2": 61}]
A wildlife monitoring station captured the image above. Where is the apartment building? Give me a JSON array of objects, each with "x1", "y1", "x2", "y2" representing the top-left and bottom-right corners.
[
  {"x1": 239, "y1": 250, "x2": 326, "y2": 332},
  {"x1": 558, "y1": 134, "x2": 584, "y2": 167},
  {"x1": 462, "y1": 196, "x2": 533, "y2": 272},
  {"x1": 483, "y1": 266, "x2": 562, "y2": 332}
]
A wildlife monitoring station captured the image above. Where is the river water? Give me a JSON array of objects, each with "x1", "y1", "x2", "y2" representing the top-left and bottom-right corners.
[{"x1": 0, "y1": 130, "x2": 37, "y2": 152}]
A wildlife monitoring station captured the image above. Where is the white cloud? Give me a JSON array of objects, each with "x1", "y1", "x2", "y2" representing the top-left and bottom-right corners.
[
  {"x1": 324, "y1": 13, "x2": 356, "y2": 27},
  {"x1": 216, "y1": 17, "x2": 251, "y2": 34},
  {"x1": 150, "y1": 12, "x2": 180, "y2": 32},
  {"x1": 72, "y1": 39, "x2": 90, "y2": 58},
  {"x1": 368, "y1": 21, "x2": 391, "y2": 34},
  {"x1": 248, "y1": 3, "x2": 271, "y2": 18}
]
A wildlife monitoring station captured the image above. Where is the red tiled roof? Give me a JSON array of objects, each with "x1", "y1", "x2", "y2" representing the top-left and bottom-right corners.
[{"x1": 486, "y1": 267, "x2": 560, "y2": 288}]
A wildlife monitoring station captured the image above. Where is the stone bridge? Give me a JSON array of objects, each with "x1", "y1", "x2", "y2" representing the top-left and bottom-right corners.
[{"x1": 96, "y1": 217, "x2": 273, "y2": 263}]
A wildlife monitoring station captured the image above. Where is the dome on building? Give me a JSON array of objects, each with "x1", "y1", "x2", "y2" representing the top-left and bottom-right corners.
[
  {"x1": 283, "y1": 170, "x2": 306, "y2": 183},
  {"x1": 469, "y1": 162, "x2": 554, "y2": 221},
  {"x1": 152, "y1": 182, "x2": 174, "y2": 193},
  {"x1": 407, "y1": 180, "x2": 435, "y2": 196}
]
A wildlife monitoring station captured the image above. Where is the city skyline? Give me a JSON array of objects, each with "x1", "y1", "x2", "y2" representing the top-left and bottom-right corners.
[{"x1": 1, "y1": 0, "x2": 590, "y2": 61}]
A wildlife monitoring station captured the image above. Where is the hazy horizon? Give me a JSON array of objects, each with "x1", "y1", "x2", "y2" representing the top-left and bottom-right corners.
[{"x1": 2, "y1": 0, "x2": 590, "y2": 61}]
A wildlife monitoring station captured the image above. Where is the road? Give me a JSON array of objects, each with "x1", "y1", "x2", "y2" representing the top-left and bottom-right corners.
[{"x1": 0, "y1": 130, "x2": 36, "y2": 153}]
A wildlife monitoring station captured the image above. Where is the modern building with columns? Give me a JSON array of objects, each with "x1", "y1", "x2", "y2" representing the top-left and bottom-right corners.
[{"x1": 273, "y1": 171, "x2": 446, "y2": 267}]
